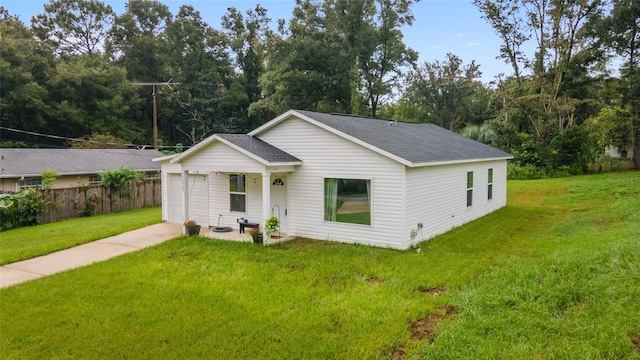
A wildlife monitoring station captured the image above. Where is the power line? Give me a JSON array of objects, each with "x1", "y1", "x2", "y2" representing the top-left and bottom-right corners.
[
  {"x1": 0, "y1": 126, "x2": 188, "y2": 149},
  {"x1": 1, "y1": 126, "x2": 137, "y2": 147}
]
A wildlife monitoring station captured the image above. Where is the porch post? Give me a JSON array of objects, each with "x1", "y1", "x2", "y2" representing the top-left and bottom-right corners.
[
  {"x1": 182, "y1": 170, "x2": 189, "y2": 235},
  {"x1": 261, "y1": 172, "x2": 271, "y2": 245}
]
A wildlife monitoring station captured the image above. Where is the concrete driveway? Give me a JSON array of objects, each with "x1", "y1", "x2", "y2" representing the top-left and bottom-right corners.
[{"x1": 0, "y1": 223, "x2": 183, "y2": 289}]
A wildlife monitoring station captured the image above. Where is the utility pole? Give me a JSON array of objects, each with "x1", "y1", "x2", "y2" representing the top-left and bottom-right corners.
[{"x1": 131, "y1": 81, "x2": 179, "y2": 150}]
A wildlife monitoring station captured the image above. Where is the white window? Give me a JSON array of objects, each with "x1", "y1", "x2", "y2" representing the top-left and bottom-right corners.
[
  {"x1": 324, "y1": 178, "x2": 371, "y2": 225},
  {"x1": 89, "y1": 175, "x2": 101, "y2": 186},
  {"x1": 466, "y1": 171, "x2": 473, "y2": 207},
  {"x1": 487, "y1": 168, "x2": 493, "y2": 200},
  {"x1": 144, "y1": 172, "x2": 160, "y2": 181},
  {"x1": 229, "y1": 174, "x2": 246, "y2": 212},
  {"x1": 19, "y1": 177, "x2": 42, "y2": 189}
]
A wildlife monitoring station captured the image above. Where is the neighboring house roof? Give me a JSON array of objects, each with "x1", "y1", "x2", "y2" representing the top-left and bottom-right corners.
[
  {"x1": 169, "y1": 134, "x2": 301, "y2": 166},
  {"x1": 0, "y1": 148, "x2": 164, "y2": 178},
  {"x1": 250, "y1": 110, "x2": 513, "y2": 167}
]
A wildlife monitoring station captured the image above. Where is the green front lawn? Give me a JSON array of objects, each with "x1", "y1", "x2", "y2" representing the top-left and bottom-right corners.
[
  {"x1": 1, "y1": 173, "x2": 639, "y2": 359},
  {"x1": 0, "y1": 206, "x2": 161, "y2": 265}
]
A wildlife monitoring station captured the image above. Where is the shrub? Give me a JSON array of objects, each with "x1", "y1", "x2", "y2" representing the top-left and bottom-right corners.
[
  {"x1": 100, "y1": 167, "x2": 140, "y2": 198},
  {"x1": 40, "y1": 169, "x2": 60, "y2": 190},
  {"x1": 0, "y1": 189, "x2": 49, "y2": 231},
  {"x1": 507, "y1": 163, "x2": 548, "y2": 180},
  {"x1": 74, "y1": 186, "x2": 100, "y2": 217}
]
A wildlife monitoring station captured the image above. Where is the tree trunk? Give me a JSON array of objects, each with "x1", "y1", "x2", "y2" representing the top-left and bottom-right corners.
[{"x1": 633, "y1": 122, "x2": 640, "y2": 170}]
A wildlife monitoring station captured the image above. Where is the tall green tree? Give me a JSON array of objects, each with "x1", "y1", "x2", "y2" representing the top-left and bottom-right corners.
[
  {"x1": 107, "y1": 0, "x2": 173, "y2": 146},
  {"x1": 222, "y1": 5, "x2": 272, "y2": 128},
  {"x1": 164, "y1": 5, "x2": 237, "y2": 144},
  {"x1": 46, "y1": 55, "x2": 143, "y2": 141},
  {"x1": 31, "y1": 0, "x2": 114, "y2": 57},
  {"x1": 358, "y1": 0, "x2": 418, "y2": 117},
  {"x1": 0, "y1": 10, "x2": 54, "y2": 146},
  {"x1": 324, "y1": 0, "x2": 418, "y2": 116},
  {"x1": 401, "y1": 53, "x2": 485, "y2": 131},
  {"x1": 107, "y1": 0, "x2": 171, "y2": 81},
  {"x1": 586, "y1": 0, "x2": 640, "y2": 168},
  {"x1": 252, "y1": 0, "x2": 351, "y2": 116}
]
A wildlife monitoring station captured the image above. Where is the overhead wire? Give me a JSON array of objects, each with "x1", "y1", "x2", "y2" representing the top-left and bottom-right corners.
[{"x1": 0, "y1": 126, "x2": 188, "y2": 149}]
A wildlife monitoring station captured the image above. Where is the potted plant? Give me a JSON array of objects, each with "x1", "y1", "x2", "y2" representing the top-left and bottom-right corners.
[
  {"x1": 183, "y1": 220, "x2": 201, "y2": 236},
  {"x1": 265, "y1": 215, "x2": 280, "y2": 239},
  {"x1": 248, "y1": 228, "x2": 263, "y2": 244}
]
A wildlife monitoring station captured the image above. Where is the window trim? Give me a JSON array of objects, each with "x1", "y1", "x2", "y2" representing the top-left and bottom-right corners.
[
  {"x1": 466, "y1": 171, "x2": 473, "y2": 207},
  {"x1": 229, "y1": 174, "x2": 246, "y2": 213},
  {"x1": 487, "y1": 168, "x2": 493, "y2": 201},
  {"x1": 323, "y1": 177, "x2": 372, "y2": 226},
  {"x1": 19, "y1": 177, "x2": 42, "y2": 189},
  {"x1": 89, "y1": 175, "x2": 101, "y2": 186}
]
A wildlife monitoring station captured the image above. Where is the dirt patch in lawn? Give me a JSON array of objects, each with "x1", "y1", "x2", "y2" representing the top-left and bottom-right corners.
[
  {"x1": 632, "y1": 334, "x2": 640, "y2": 354},
  {"x1": 383, "y1": 306, "x2": 457, "y2": 359},
  {"x1": 285, "y1": 263, "x2": 306, "y2": 271},
  {"x1": 380, "y1": 345, "x2": 406, "y2": 360},
  {"x1": 410, "y1": 306, "x2": 456, "y2": 342},
  {"x1": 365, "y1": 276, "x2": 385, "y2": 285},
  {"x1": 417, "y1": 286, "x2": 446, "y2": 296}
]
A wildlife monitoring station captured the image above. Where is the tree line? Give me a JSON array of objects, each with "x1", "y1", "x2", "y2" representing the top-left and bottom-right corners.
[{"x1": 1, "y1": 0, "x2": 638, "y2": 171}]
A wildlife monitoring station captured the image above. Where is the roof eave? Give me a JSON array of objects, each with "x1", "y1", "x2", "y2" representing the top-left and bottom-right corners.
[
  {"x1": 248, "y1": 110, "x2": 299, "y2": 137},
  {"x1": 407, "y1": 156, "x2": 514, "y2": 168},
  {"x1": 153, "y1": 154, "x2": 177, "y2": 162},
  {"x1": 266, "y1": 161, "x2": 303, "y2": 167}
]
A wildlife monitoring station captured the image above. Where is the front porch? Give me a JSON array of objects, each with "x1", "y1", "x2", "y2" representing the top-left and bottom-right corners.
[{"x1": 197, "y1": 225, "x2": 293, "y2": 245}]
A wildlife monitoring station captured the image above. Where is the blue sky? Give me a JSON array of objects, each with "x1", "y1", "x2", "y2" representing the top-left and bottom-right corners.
[{"x1": 3, "y1": 0, "x2": 513, "y2": 83}]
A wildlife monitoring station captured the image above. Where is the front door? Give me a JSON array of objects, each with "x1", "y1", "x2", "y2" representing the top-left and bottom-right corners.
[{"x1": 270, "y1": 176, "x2": 288, "y2": 234}]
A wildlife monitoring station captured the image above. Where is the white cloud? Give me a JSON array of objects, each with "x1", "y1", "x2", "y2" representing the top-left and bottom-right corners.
[
  {"x1": 456, "y1": 33, "x2": 465, "y2": 38},
  {"x1": 463, "y1": 42, "x2": 481, "y2": 48}
]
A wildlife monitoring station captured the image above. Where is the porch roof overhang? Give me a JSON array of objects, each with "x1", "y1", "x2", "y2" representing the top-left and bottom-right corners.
[{"x1": 168, "y1": 134, "x2": 302, "y2": 169}]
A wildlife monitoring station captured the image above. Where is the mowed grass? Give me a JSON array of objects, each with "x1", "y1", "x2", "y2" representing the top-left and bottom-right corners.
[
  {"x1": 0, "y1": 207, "x2": 161, "y2": 265},
  {"x1": 1, "y1": 173, "x2": 639, "y2": 359}
]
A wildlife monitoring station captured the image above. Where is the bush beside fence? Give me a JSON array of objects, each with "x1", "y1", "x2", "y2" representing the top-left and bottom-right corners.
[{"x1": 36, "y1": 180, "x2": 161, "y2": 225}]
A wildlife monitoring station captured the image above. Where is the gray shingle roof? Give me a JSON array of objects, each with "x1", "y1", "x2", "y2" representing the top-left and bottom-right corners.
[
  {"x1": 0, "y1": 148, "x2": 164, "y2": 178},
  {"x1": 295, "y1": 110, "x2": 513, "y2": 164},
  {"x1": 216, "y1": 134, "x2": 301, "y2": 163}
]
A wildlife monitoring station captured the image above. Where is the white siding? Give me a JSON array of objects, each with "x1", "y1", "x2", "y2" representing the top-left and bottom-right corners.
[
  {"x1": 180, "y1": 141, "x2": 264, "y2": 173},
  {"x1": 160, "y1": 162, "x2": 182, "y2": 222},
  {"x1": 167, "y1": 173, "x2": 209, "y2": 227},
  {"x1": 405, "y1": 160, "x2": 507, "y2": 245},
  {"x1": 207, "y1": 172, "x2": 264, "y2": 231},
  {"x1": 259, "y1": 116, "x2": 407, "y2": 249}
]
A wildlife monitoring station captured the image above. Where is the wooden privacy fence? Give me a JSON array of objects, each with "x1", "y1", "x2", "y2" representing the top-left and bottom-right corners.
[{"x1": 37, "y1": 180, "x2": 162, "y2": 225}]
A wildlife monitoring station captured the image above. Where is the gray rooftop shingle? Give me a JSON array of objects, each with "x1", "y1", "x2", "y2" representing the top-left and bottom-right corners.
[
  {"x1": 216, "y1": 134, "x2": 301, "y2": 163},
  {"x1": 0, "y1": 148, "x2": 164, "y2": 178},
  {"x1": 295, "y1": 110, "x2": 512, "y2": 164}
]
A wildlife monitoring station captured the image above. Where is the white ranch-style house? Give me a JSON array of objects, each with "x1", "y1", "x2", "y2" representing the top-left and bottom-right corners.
[{"x1": 155, "y1": 110, "x2": 513, "y2": 249}]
